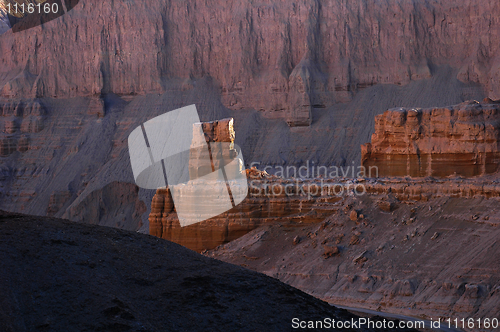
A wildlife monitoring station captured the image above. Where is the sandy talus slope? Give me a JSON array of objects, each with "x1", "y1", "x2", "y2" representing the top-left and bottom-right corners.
[{"x1": 207, "y1": 192, "x2": 500, "y2": 324}]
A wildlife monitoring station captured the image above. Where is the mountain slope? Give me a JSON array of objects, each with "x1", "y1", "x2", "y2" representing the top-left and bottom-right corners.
[{"x1": 0, "y1": 210, "x2": 419, "y2": 332}]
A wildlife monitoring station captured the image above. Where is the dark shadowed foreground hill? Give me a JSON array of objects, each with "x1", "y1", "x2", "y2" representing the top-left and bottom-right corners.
[{"x1": 0, "y1": 211, "x2": 417, "y2": 332}]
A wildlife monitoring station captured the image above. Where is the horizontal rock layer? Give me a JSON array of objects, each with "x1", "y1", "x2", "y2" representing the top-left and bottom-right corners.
[
  {"x1": 149, "y1": 174, "x2": 500, "y2": 251},
  {"x1": 149, "y1": 179, "x2": 343, "y2": 252},
  {"x1": 0, "y1": 0, "x2": 494, "y2": 233},
  {"x1": 361, "y1": 101, "x2": 500, "y2": 177},
  {"x1": 0, "y1": 99, "x2": 45, "y2": 156}
]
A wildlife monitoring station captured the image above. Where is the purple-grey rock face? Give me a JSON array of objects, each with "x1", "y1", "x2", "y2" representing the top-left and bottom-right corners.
[
  {"x1": 0, "y1": 10, "x2": 10, "y2": 36},
  {"x1": 0, "y1": 0, "x2": 500, "y2": 124}
]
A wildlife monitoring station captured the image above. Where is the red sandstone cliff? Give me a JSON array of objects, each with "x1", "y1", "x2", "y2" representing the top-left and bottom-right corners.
[
  {"x1": 149, "y1": 181, "x2": 342, "y2": 252},
  {"x1": 362, "y1": 100, "x2": 500, "y2": 177},
  {"x1": 150, "y1": 171, "x2": 500, "y2": 252}
]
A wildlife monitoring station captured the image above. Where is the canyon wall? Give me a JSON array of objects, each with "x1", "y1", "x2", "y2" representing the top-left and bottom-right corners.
[
  {"x1": 1, "y1": 0, "x2": 500, "y2": 125},
  {"x1": 0, "y1": 0, "x2": 494, "y2": 230},
  {"x1": 362, "y1": 100, "x2": 500, "y2": 177}
]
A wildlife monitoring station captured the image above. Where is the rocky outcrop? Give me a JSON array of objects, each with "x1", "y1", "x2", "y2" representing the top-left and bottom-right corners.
[
  {"x1": 150, "y1": 118, "x2": 359, "y2": 251},
  {"x1": 1, "y1": 0, "x2": 500, "y2": 125},
  {"x1": 149, "y1": 178, "x2": 343, "y2": 252},
  {"x1": 188, "y1": 118, "x2": 235, "y2": 179},
  {"x1": 361, "y1": 101, "x2": 500, "y2": 177}
]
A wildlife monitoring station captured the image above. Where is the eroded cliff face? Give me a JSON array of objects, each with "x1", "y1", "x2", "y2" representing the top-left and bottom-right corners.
[
  {"x1": 0, "y1": 0, "x2": 500, "y2": 125},
  {"x1": 361, "y1": 100, "x2": 500, "y2": 177},
  {"x1": 0, "y1": 79, "x2": 232, "y2": 230}
]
